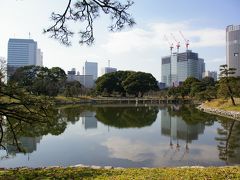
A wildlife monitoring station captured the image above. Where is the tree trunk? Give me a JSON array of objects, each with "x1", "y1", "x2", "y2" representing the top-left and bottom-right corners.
[{"x1": 227, "y1": 84, "x2": 236, "y2": 106}]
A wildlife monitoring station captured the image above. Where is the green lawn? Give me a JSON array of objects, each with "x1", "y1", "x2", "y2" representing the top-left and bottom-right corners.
[{"x1": 0, "y1": 167, "x2": 240, "y2": 180}]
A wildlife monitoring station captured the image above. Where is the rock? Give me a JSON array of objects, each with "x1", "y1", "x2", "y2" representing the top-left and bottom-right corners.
[
  {"x1": 104, "y1": 166, "x2": 113, "y2": 169},
  {"x1": 45, "y1": 166, "x2": 61, "y2": 169},
  {"x1": 90, "y1": 165, "x2": 102, "y2": 169},
  {"x1": 74, "y1": 164, "x2": 89, "y2": 168}
]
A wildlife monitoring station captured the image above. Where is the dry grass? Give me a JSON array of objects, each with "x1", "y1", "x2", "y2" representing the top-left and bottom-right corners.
[
  {"x1": 0, "y1": 166, "x2": 240, "y2": 180},
  {"x1": 204, "y1": 98, "x2": 240, "y2": 112}
]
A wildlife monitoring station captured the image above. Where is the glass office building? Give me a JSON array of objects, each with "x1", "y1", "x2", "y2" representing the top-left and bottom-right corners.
[
  {"x1": 7, "y1": 38, "x2": 43, "y2": 78},
  {"x1": 226, "y1": 25, "x2": 240, "y2": 77},
  {"x1": 85, "y1": 61, "x2": 98, "y2": 80},
  {"x1": 161, "y1": 50, "x2": 205, "y2": 87}
]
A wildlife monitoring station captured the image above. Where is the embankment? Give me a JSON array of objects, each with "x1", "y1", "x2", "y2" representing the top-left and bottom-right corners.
[{"x1": 197, "y1": 104, "x2": 240, "y2": 120}]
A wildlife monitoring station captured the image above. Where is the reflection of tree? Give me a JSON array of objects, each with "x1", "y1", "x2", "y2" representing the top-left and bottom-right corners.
[
  {"x1": 96, "y1": 106, "x2": 158, "y2": 128},
  {"x1": 215, "y1": 118, "x2": 240, "y2": 164},
  {"x1": 0, "y1": 105, "x2": 93, "y2": 158},
  {"x1": 0, "y1": 105, "x2": 101, "y2": 158},
  {"x1": 1, "y1": 109, "x2": 67, "y2": 155},
  {"x1": 58, "y1": 106, "x2": 84, "y2": 124},
  {"x1": 168, "y1": 105, "x2": 215, "y2": 126}
]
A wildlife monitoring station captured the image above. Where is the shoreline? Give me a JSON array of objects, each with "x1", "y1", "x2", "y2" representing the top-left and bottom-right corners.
[{"x1": 197, "y1": 103, "x2": 240, "y2": 121}]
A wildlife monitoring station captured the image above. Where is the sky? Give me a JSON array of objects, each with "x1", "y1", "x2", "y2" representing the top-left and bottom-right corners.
[{"x1": 0, "y1": 0, "x2": 239, "y2": 81}]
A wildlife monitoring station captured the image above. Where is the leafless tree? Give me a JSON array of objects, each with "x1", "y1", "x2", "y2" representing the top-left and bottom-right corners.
[{"x1": 44, "y1": 0, "x2": 135, "y2": 46}]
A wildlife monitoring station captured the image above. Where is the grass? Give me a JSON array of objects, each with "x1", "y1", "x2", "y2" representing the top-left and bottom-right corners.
[
  {"x1": 0, "y1": 166, "x2": 240, "y2": 180},
  {"x1": 204, "y1": 98, "x2": 240, "y2": 112},
  {"x1": 54, "y1": 95, "x2": 93, "y2": 104}
]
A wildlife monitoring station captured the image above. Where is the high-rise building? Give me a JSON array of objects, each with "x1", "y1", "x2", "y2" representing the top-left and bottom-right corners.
[
  {"x1": 202, "y1": 71, "x2": 218, "y2": 81},
  {"x1": 161, "y1": 50, "x2": 205, "y2": 87},
  {"x1": 36, "y1": 48, "x2": 43, "y2": 66},
  {"x1": 226, "y1": 25, "x2": 240, "y2": 77},
  {"x1": 84, "y1": 61, "x2": 98, "y2": 80},
  {"x1": 7, "y1": 38, "x2": 43, "y2": 78},
  {"x1": 67, "y1": 68, "x2": 94, "y2": 88},
  {"x1": 101, "y1": 67, "x2": 117, "y2": 75}
]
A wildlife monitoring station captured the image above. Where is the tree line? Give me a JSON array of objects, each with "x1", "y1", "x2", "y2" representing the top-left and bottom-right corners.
[
  {"x1": 165, "y1": 65, "x2": 240, "y2": 105},
  {"x1": 6, "y1": 64, "x2": 240, "y2": 104},
  {"x1": 8, "y1": 65, "x2": 83, "y2": 97},
  {"x1": 7, "y1": 66, "x2": 159, "y2": 98}
]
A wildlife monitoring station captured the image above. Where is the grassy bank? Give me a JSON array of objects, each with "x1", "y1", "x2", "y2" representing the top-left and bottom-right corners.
[
  {"x1": 0, "y1": 166, "x2": 240, "y2": 179},
  {"x1": 54, "y1": 95, "x2": 93, "y2": 104},
  {"x1": 203, "y1": 98, "x2": 240, "y2": 112}
]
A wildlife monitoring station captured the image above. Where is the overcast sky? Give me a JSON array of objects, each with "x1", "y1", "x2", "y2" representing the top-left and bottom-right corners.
[{"x1": 0, "y1": 0, "x2": 239, "y2": 80}]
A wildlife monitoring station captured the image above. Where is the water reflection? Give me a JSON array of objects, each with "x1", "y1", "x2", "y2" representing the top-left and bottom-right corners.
[
  {"x1": 96, "y1": 106, "x2": 159, "y2": 128},
  {"x1": 81, "y1": 111, "x2": 98, "y2": 129},
  {"x1": 6, "y1": 137, "x2": 42, "y2": 156},
  {"x1": 215, "y1": 119, "x2": 240, "y2": 164},
  {"x1": 0, "y1": 105, "x2": 239, "y2": 167}
]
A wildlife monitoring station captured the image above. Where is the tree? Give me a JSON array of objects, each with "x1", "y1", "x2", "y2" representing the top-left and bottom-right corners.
[
  {"x1": 0, "y1": 83, "x2": 56, "y2": 151},
  {"x1": 64, "y1": 81, "x2": 82, "y2": 97},
  {"x1": 122, "y1": 72, "x2": 158, "y2": 97},
  {"x1": 44, "y1": 0, "x2": 135, "y2": 45},
  {"x1": 9, "y1": 66, "x2": 67, "y2": 97},
  {"x1": 95, "y1": 71, "x2": 133, "y2": 96},
  {"x1": 190, "y1": 82, "x2": 206, "y2": 97},
  {"x1": 46, "y1": 67, "x2": 67, "y2": 96},
  {"x1": 201, "y1": 76, "x2": 215, "y2": 87},
  {"x1": 182, "y1": 76, "x2": 200, "y2": 95},
  {"x1": 219, "y1": 64, "x2": 237, "y2": 106}
]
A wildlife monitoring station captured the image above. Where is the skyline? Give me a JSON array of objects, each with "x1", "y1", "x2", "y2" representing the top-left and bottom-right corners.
[{"x1": 0, "y1": 0, "x2": 240, "y2": 80}]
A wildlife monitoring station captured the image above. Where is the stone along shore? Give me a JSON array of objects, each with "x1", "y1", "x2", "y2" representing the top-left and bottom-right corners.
[{"x1": 197, "y1": 104, "x2": 240, "y2": 120}]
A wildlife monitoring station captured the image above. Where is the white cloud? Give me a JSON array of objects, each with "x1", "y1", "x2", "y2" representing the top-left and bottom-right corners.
[
  {"x1": 102, "y1": 136, "x2": 221, "y2": 166},
  {"x1": 102, "y1": 22, "x2": 225, "y2": 54},
  {"x1": 99, "y1": 22, "x2": 225, "y2": 80}
]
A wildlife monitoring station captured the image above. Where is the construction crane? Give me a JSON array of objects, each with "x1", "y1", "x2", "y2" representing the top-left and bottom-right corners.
[
  {"x1": 171, "y1": 33, "x2": 180, "y2": 53},
  {"x1": 179, "y1": 31, "x2": 189, "y2": 51},
  {"x1": 164, "y1": 35, "x2": 174, "y2": 55}
]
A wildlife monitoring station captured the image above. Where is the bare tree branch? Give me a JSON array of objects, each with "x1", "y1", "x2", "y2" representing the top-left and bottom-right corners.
[{"x1": 44, "y1": 0, "x2": 135, "y2": 46}]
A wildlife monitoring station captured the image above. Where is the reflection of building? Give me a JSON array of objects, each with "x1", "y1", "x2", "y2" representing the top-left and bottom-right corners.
[
  {"x1": 226, "y1": 25, "x2": 240, "y2": 77},
  {"x1": 161, "y1": 50, "x2": 205, "y2": 87},
  {"x1": 161, "y1": 109, "x2": 205, "y2": 143},
  {"x1": 81, "y1": 111, "x2": 98, "y2": 129},
  {"x1": 7, "y1": 136, "x2": 42, "y2": 155},
  {"x1": 7, "y1": 38, "x2": 43, "y2": 79}
]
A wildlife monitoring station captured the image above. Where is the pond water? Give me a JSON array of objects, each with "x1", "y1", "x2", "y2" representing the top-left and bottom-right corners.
[{"x1": 0, "y1": 105, "x2": 240, "y2": 168}]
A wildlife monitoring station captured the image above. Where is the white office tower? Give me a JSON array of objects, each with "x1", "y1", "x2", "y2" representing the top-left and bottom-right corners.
[
  {"x1": 84, "y1": 61, "x2": 98, "y2": 80},
  {"x1": 67, "y1": 68, "x2": 94, "y2": 89},
  {"x1": 226, "y1": 25, "x2": 240, "y2": 77},
  {"x1": 7, "y1": 38, "x2": 43, "y2": 78},
  {"x1": 202, "y1": 71, "x2": 218, "y2": 81},
  {"x1": 36, "y1": 48, "x2": 43, "y2": 66},
  {"x1": 101, "y1": 67, "x2": 117, "y2": 75}
]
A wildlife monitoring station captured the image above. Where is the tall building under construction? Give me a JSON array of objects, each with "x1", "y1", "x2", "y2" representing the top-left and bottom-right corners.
[{"x1": 161, "y1": 50, "x2": 205, "y2": 87}]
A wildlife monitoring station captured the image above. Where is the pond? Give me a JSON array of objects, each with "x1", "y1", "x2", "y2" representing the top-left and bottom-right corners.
[{"x1": 0, "y1": 105, "x2": 240, "y2": 168}]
